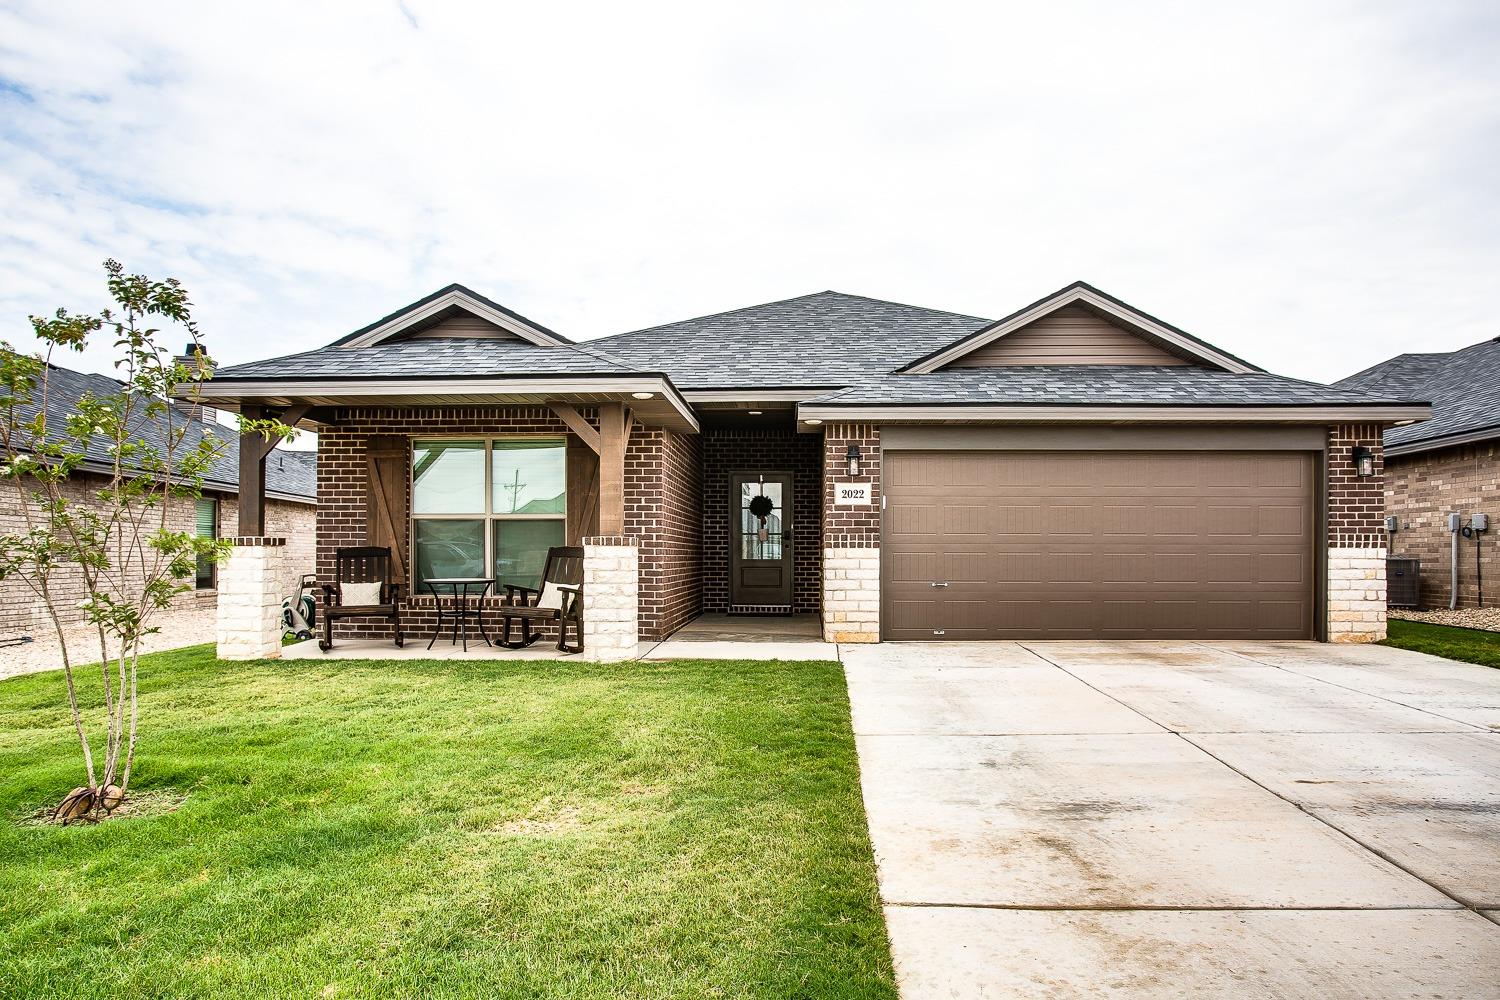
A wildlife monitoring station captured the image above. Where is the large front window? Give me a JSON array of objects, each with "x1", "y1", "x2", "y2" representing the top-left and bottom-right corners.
[{"x1": 411, "y1": 439, "x2": 566, "y2": 590}]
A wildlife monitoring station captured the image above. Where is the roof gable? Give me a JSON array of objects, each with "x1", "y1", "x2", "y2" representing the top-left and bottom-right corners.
[
  {"x1": 902, "y1": 281, "x2": 1260, "y2": 375},
  {"x1": 332, "y1": 284, "x2": 570, "y2": 349}
]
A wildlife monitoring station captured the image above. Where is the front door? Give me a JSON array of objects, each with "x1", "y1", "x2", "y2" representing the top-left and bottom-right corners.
[{"x1": 730, "y1": 472, "x2": 794, "y2": 611}]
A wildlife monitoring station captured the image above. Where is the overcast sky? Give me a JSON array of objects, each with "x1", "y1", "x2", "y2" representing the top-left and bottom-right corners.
[{"x1": 1, "y1": 1, "x2": 1497, "y2": 385}]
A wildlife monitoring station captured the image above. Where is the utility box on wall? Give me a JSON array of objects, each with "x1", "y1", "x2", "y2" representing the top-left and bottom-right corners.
[{"x1": 1387, "y1": 558, "x2": 1421, "y2": 609}]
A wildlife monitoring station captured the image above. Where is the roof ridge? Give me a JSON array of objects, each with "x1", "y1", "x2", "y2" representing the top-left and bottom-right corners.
[
  {"x1": 592, "y1": 291, "x2": 839, "y2": 343},
  {"x1": 812, "y1": 289, "x2": 991, "y2": 323}
]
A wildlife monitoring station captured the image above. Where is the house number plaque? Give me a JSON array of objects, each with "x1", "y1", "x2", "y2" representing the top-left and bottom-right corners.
[{"x1": 834, "y1": 483, "x2": 872, "y2": 506}]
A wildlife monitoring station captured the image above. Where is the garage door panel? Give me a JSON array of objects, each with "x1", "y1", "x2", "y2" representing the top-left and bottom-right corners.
[{"x1": 884, "y1": 451, "x2": 1315, "y2": 641}]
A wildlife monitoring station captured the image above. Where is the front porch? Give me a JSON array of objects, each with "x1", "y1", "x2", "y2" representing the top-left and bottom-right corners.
[{"x1": 283, "y1": 612, "x2": 836, "y2": 661}]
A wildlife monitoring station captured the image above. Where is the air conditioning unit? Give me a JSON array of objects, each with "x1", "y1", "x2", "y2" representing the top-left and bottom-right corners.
[{"x1": 1387, "y1": 558, "x2": 1421, "y2": 609}]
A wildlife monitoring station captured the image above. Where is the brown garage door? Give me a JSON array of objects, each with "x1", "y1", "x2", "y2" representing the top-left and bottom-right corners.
[{"x1": 883, "y1": 451, "x2": 1315, "y2": 640}]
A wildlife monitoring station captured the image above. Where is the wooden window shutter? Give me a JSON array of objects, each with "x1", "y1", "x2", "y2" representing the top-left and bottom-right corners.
[
  {"x1": 366, "y1": 436, "x2": 410, "y2": 582},
  {"x1": 566, "y1": 436, "x2": 600, "y2": 544}
]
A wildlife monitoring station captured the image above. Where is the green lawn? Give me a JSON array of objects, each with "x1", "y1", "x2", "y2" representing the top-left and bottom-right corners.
[
  {"x1": 1383, "y1": 618, "x2": 1500, "y2": 668},
  {"x1": 0, "y1": 647, "x2": 894, "y2": 999}
]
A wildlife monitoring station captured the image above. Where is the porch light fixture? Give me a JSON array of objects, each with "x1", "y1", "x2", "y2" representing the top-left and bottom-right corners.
[
  {"x1": 747, "y1": 410, "x2": 763, "y2": 415},
  {"x1": 631, "y1": 391, "x2": 655, "y2": 399},
  {"x1": 846, "y1": 444, "x2": 862, "y2": 476},
  {"x1": 804, "y1": 418, "x2": 823, "y2": 425},
  {"x1": 1352, "y1": 446, "x2": 1375, "y2": 478}
]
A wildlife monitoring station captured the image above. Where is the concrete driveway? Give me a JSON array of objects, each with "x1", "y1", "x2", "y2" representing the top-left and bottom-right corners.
[{"x1": 843, "y1": 640, "x2": 1500, "y2": 998}]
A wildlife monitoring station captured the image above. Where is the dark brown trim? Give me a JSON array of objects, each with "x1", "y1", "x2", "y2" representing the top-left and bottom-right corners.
[
  {"x1": 880, "y1": 425, "x2": 1328, "y2": 451},
  {"x1": 1314, "y1": 442, "x2": 1329, "y2": 642}
]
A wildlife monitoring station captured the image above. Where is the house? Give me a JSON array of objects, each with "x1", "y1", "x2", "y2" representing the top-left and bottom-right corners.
[
  {"x1": 1336, "y1": 338, "x2": 1500, "y2": 609},
  {"x1": 0, "y1": 359, "x2": 318, "y2": 638},
  {"x1": 197, "y1": 281, "x2": 1429, "y2": 660}
]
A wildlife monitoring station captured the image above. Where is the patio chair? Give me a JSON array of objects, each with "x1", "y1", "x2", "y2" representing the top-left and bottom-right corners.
[
  {"x1": 496, "y1": 546, "x2": 584, "y2": 654},
  {"x1": 319, "y1": 546, "x2": 405, "y2": 652}
]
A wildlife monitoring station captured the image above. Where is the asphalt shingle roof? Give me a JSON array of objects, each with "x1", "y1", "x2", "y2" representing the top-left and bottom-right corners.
[
  {"x1": 1336, "y1": 338, "x2": 1500, "y2": 450},
  {"x1": 12, "y1": 360, "x2": 316, "y2": 500},
  {"x1": 588, "y1": 291, "x2": 993, "y2": 389},
  {"x1": 214, "y1": 338, "x2": 632, "y2": 381},
  {"x1": 805, "y1": 367, "x2": 1423, "y2": 407}
]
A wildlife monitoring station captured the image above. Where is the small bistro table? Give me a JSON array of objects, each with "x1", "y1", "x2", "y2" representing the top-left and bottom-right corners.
[{"x1": 421, "y1": 577, "x2": 497, "y2": 651}]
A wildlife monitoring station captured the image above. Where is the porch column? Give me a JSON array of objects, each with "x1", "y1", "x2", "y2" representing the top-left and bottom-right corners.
[
  {"x1": 237, "y1": 404, "x2": 267, "y2": 536},
  {"x1": 216, "y1": 537, "x2": 286, "y2": 659},
  {"x1": 582, "y1": 535, "x2": 639, "y2": 661},
  {"x1": 597, "y1": 402, "x2": 628, "y2": 536}
]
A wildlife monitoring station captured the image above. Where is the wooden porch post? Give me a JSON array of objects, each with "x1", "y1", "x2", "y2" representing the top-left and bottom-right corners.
[
  {"x1": 238, "y1": 403, "x2": 267, "y2": 537},
  {"x1": 598, "y1": 402, "x2": 628, "y2": 536}
]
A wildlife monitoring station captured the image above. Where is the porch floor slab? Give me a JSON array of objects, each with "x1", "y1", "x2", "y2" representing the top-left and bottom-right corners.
[
  {"x1": 640, "y1": 613, "x2": 839, "y2": 662},
  {"x1": 281, "y1": 638, "x2": 657, "y2": 661}
]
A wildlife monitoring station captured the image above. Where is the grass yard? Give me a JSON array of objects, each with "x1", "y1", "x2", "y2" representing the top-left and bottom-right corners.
[
  {"x1": 0, "y1": 646, "x2": 894, "y2": 999},
  {"x1": 1383, "y1": 618, "x2": 1500, "y2": 668}
]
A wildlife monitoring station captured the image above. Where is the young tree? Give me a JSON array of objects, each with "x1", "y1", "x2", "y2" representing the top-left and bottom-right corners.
[{"x1": 0, "y1": 260, "x2": 291, "y2": 823}]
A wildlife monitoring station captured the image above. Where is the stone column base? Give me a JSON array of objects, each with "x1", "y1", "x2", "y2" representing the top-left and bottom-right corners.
[
  {"x1": 583, "y1": 536, "x2": 639, "y2": 662},
  {"x1": 216, "y1": 537, "x2": 287, "y2": 660},
  {"x1": 1328, "y1": 546, "x2": 1387, "y2": 643},
  {"x1": 823, "y1": 546, "x2": 880, "y2": 643}
]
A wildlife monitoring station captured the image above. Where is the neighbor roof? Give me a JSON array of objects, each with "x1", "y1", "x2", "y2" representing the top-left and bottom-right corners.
[
  {"x1": 1336, "y1": 338, "x2": 1500, "y2": 453},
  {"x1": 11, "y1": 360, "x2": 316, "y2": 502},
  {"x1": 588, "y1": 291, "x2": 993, "y2": 389}
]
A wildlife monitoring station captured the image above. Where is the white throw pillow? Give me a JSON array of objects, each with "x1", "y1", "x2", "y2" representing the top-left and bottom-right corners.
[
  {"x1": 341, "y1": 581, "x2": 383, "y2": 606},
  {"x1": 534, "y1": 583, "x2": 565, "y2": 610}
]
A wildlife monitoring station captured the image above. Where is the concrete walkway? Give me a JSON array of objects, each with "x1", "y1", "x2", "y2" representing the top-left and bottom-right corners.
[{"x1": 844, "y1": 640, "x2": 1500, "y2": 998}]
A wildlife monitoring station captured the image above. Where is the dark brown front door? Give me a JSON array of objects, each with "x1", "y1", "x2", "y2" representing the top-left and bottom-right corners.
[
  {"x1": 730, "y1": 472, "x2": 794, "y2": 611},
  {"x1": 883, "y1": 450, "x2": 1315, "y2": 640}
]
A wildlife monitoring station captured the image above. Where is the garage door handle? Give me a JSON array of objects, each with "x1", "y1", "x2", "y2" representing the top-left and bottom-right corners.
[{"x1": 930, "y1": 581, "x2": 949, "y2": 588}]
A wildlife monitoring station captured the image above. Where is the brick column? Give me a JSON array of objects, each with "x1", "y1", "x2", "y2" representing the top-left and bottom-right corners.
[
  {"x1": 583, "y1": 535, "x2": 639, "y2": 661},
  {"x1": 216, "y1": 537, "x2": 286, "y2": 659},
  {"x1": 822, "y1": 424, "x2": 881, "y2": 643},
  {"x1": 1328, "y1": 424, "x2": 1387, "y2": 642}
]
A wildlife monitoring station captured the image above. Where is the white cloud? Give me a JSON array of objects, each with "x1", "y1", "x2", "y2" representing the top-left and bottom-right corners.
[{"x1": 1, "y1": 0, "x2": 1497, "y2": 382}]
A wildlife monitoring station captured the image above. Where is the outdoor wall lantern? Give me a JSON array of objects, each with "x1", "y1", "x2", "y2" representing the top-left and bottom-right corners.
[
  {"x1": 846, "y1": 444, "x2": 862, "y2": 477},
  {"x1": 1352, "y1": 446, "x2": 1375, "y2": 478}
]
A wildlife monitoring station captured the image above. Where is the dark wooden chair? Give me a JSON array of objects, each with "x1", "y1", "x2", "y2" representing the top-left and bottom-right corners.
[
  {"x1": 497, "y1": 546, "x2": 584, "y2": 654},
  {"x1": 320, "y1": 546, "x2": 405, "y2": 652}
]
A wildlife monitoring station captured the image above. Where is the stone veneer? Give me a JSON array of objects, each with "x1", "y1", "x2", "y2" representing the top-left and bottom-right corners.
[
  {"x1": 1327, "y1": 423, "x2": 1389, "y2": 642},
  {"x1": 821, "y1": 423, "x2": 881, "y2": 642},
  {"x1": 582, "y1": 536, "x2": 639, "y2": 660},
  {"x1": 215, "y1": 537, "x2": 286, "y2": 659}
]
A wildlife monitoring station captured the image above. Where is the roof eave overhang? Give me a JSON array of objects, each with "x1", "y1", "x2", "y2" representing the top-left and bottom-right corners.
[
  {"x1": 336, "y1": 288, "x2": 572, "y2": 350},
  {"x1": 190, "y1": 374, "x2": 701, "y2": 434},
  {"x1": 1384, "y1": 423, "x2": 1500, "y2": 458},
  {"x1": 901, "y1": 285, "x2": 1260, "y2": 375},
  {"x1": 795, "y1": 403, "x2": 1432, "y2": 430}
]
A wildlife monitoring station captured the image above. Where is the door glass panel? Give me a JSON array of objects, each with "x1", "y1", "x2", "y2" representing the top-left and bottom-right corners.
[
  {"x1": 491, "y1": 440, "x2": 567, "y2": 515},
  {"x1": 739, "y1": 481, "x2": 784, "y2": 561},
  {"x1": 413, "y1": 441, "x2": 485, "y2": 514},
  {"x1": 414, "y1": 519, "x2": 486, "y2": 581},
  {"x1": 493, "y1": 519, "x2": 566, "y2": 591}
]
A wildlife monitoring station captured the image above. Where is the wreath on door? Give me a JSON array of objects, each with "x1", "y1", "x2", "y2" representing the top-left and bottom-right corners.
[{"x1": 748, "y1": 492, "x2": 775, "y2": 543}]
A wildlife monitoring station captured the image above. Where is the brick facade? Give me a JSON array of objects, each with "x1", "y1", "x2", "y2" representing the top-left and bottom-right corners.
[
  {"x1": 315, "y1": 405, "x2": 694, "y2": 644},
  {"x1": 1385, "y1": 441, "x2": 1500, "y2": 608},
  {"x1": 821, "y1": 423, "x2": 881, "y2": 641},
  {"x1": 0, "y1": 471, "x2": 314, "y2": 637},
  {"x1": 628, "y1": 427, "x2": 703, "y2": 639},
  {"x1": 700, "y1": 428, "x2": 822, "y2": 614},
  {"x1": 1325, "y1": 423, "x2": 1390, "y2": 642}
]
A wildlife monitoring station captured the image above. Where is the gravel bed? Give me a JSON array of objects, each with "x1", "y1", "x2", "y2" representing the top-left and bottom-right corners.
[
  {"x1": 0, "y1": 607, "x2": 220, "y2": 682},
  {"x1": 1388, "y1": 607, "x2": 1500, "y2": 633}
]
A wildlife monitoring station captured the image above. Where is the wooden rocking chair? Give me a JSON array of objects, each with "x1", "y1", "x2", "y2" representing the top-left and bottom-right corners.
[
  {"x1": 320, "y1": 546, "x2": 405, "y2": 652},
  {"x1": 497, "y1": 546, "x2": 584, "y2": 654}
]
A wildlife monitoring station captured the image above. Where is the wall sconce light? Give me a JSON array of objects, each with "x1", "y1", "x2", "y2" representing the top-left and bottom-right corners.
[
  {"x1": 1352, "y1": 446, "x2": 1375, "y2": 478},
  {"x1": 846, "y1": 444, "x2": 862, "y2": 477}
]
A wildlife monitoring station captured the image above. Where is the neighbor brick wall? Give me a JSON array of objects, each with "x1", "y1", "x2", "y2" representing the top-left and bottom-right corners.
[
  {"x1": 628, "y1": 426, "x2": 703, "y2": 639},
  {"x1": 0, "y1": 471, "x2": 314, "y2": 637},
  {"x1": 1386, "y1": 441, "x2": 1500, "y2": 608},
  {"x1": 315, "y1": 405, "x2": 687, "y2": 644},
  {"x1": 700, "y1": 428, "x2": 822, "y2": 614}
]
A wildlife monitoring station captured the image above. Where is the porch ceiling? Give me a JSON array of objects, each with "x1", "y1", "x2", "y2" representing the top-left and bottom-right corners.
[{"x1": 193, "y1": 375, "x2": 700, "y2": 433}]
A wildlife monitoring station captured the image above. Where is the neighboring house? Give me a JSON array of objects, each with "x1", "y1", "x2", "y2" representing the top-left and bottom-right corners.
[
  {"x1": 1336, "y1": 338, "x2": 1500, "y2": 609},
  {"x1": 0, "y1": 360, "x2": 318, "y2": 638},
  {"x1": 199, "y1": 280, "x2": 1427, "y2": 657}
]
